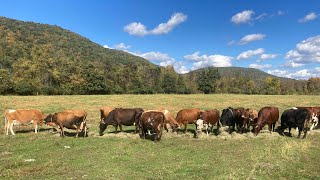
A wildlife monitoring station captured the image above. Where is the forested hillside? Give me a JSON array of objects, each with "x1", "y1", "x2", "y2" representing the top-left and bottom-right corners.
[
  {"x1": 0, "y1": 16, "x2": 190, "y2": 95},
  {"x1": 0, "y1": 16, "x2": 319, "y2": 95}
]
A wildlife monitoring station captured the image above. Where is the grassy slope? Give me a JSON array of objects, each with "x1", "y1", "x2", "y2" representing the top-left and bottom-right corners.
[{"x1": 1, "y1": 94, "x2": 320, "y2": 179}]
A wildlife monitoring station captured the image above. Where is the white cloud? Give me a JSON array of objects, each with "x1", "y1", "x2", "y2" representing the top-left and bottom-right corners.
[
  {"x1": 231, "y1": 10, "x2": 254, "y2": 24},
  {"x1": 249, "y1": 63, "x2": 272, "y2": 69},
  {"x1": 285, "y1": 35, "x2": 320, "y2": 64},
  {"x1": 184, "y1": 52, "x2": 232, "y2": 70},
  {"x1": 278, "y1": 10, "x2": 285, "y2": 16},
  {"x1": 298, "y1": 12, "x2": 317, "y2": 23},
  {"x1": 139, "y1": 51, "x2": 174, "y2": 62},
  {"x1": 239, "y1": 33, "x2": 266, "y2": 45},
  {"x1": 267, "y1": 69, "x2": 288, "y2": 77},
  {"x1": 124, "y1": 22, "x2": 148, "y2": 36},
  {"x1": 284, "y1": 61, "x2": 305, "y2": 68},
  {"x1": 255, "y1": 13, "x2": 268, "y2": 21},
  {"x1": 113, "y1": 43, "x2": 131, "y2": 50},
  {"x1": 237, "y1": 48, "x2": 264, "y2": 60},
  {"x1": 286, "y1": 69, "x2": 313, "y2": 79},
  {"x1": 103, "y1": 45, "x2": 109, "y2": 48},
  {"x1": 124, "y1": 12, "x2": 187, "y2": 36},
  {"x1": 260, "y1": 53, "x2": 277, "y2": 60}
]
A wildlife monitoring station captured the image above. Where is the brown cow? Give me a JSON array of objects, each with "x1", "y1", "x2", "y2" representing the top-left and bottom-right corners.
[
  {"x1": 139, "y1": 111, "x2": 165, "y2": 141},
  {"x1": 4, "y1": 109, "x2": 46, "y2": 135},
  {"x1": 296, "y1": 107, "x2": 320, "y2": 130},
  {"x1": 254, "y1": 106, "x2": 279, "y2": 135},
  {"x1": 146, "y1": 108, "x2": 179, "y2": 132},
  {"x1": 244, "y1": 108, "x2": 258, "y2": 132},
  {"x1": 176, "y1": 108, "x2": 201, "y2": 133},
  {"x1": 199, "y1": 109, "x2": 220, "y2": 133},
  {"x1": 100, "y1": 107, "x2": 113, "y2": 122},
  {"x1": 44, "y1": 111, "x2": 87, "y2": 137}
]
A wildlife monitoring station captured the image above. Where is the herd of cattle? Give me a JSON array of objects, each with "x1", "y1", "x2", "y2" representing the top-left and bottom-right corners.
[{"x1": 3, "y1": 106, "x2": 320, "y2": 141}]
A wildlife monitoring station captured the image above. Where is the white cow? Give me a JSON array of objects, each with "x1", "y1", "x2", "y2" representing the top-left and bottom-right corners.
[{"x1": 194, "y1": 119, "x2": 210, "y2": 135}]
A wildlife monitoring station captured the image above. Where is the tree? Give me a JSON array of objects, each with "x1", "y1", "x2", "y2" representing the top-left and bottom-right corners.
[
  {"x1": 262, "y1": 77, "x2": 281, "y2": 95},
  {"x1": 0, "y1": 69, "x2": 13, "y2": 94},
  {"x1": 197, "y1": 68, "x2": 220, "y2": 94},
  {"x1": 307, "y1": 77, "x2": 320, "y2": 95}
]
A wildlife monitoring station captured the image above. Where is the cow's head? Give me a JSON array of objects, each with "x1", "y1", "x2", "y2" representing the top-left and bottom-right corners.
[
  {"x1": 99, "y1": 120, "x2": 107, "y2": 136},
  {"x1": 311, "y1": 112, "x2": 319, "y2": 124},
  {"x1": 220, "y1": 108, "x2": 234, "y2": 126},
  {"x1": 194, "y1": 119, "x2": 205, "y2": 131},
  {"x1": 44, "y1": 114, "x2": 54, "y2": 125}
]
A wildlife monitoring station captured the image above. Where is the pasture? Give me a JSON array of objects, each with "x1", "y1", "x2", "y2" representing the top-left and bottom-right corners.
[{"x1": 1, "y1": 94, "x2": 320, "y2": 179}]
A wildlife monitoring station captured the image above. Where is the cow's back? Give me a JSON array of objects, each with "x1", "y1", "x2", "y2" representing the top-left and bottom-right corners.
[
  {"x1": 100, "y1": 107, "x2": 113, "y2": 120},
  {"x1": 176, "y1": 108, "x2": 200, "y2": 124},
  {"x1": 6, "y1": 109, "x2": 44, "y2": 123},
  {"x1": 258, "y1": 106, "x2": 279, "y2": 124},
  {"x1": 201, "y1": 109, "x2": 219, "y2": 125}
]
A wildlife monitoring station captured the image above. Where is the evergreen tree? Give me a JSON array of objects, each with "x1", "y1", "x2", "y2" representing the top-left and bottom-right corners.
[{"x1": 197, "y1": 68, "x2": 220, "y2": 94}]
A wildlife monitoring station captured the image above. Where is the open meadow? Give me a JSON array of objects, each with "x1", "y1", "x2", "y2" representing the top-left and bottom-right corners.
[{"x1": 1, "y1": 94, "x2": 320, "y2": 179}]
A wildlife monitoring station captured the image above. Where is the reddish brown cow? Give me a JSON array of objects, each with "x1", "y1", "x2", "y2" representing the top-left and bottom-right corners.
[
  {"x1": 139, "y1": 111, "x2": 165, "y2": 141},
  {"x1": 4, "y1": 109, "x2": 46, "y2": 135},
  {"x1": 44, "y1": 110, "x2": 87, "y2": 137},
  {"x1": 199, "y1": 109, "x2": 220, "y2": 133},
  {"x1": 176, "y1": 108, "x2": 201, "y2": 133},
  {"x1": 255, "y1": 106, "x2": 279, "y2": 135}
]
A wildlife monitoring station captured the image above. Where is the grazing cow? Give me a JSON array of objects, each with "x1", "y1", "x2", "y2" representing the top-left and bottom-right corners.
[
  {"x1": 194, "y1": 119, "x2": 209, "y2": 136},
  {"x1": 4, "y1": 109, "x2": 46, "y2": 135},
  {"x1": 139, "y1": 111, "x2": 165, "y2": 141},
  {"x1": 100, "y1": 107, "x2": 113, "y2": 122},
  {"x1": 146, "y1": 108, "x2": 179, "y2": 132},
  {"x1": 254, "y1": 106, "x2": 279, "y2": 135},
  {"x1": 220, "y1": 107, "x2": 245, "y2": 134},
  {"x1": 197, "y1": 109, "x2": 220, "y2": 134},
  {"x1": 280, "y1": 108, "x2": 311, "y2": 138},
  {"x1": 176, "y1": 108, "x2": 201, "y2": 133},
  {"x1": 44, "y1": 110, "x2": 87, "y2": 137},
  {"x1": 296, "y1": 107, "x2": 320, "y2": 131},
  {"x1": 99, "y1": 108, "x2": 144, "y2": 136},
  {"x1": 243, "y1": 108, "x2": 258, "y2": 131}
]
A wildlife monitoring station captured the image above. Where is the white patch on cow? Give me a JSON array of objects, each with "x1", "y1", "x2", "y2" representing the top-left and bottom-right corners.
[
  {"x1": 291, "y1": 107, "x2": 298, "y2": 110},
  {"x1": 310, "y1": 113, "x2": 319, "y2": 131},
  {"x1": 8, "y1": 109, "x2": 16, "y2": 113},
  {"x1": 195, "y1": 119, "x2": 204, "y2": 130},
  {"x1": 13, "y1": 120, "x2": 21, "y2": 126},
  {"x1": 163, "y1": 109, "x2": 169, "y2": 115}
]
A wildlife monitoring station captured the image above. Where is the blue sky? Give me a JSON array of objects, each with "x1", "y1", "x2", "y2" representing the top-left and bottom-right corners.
[{"x1": 1, "y1": 0, "x2": 320, "y2": 79}]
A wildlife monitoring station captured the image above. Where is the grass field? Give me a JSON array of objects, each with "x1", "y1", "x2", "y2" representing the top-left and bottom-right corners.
[{"x1": 1, "y1": 94, "x2": 320, "y2": 179}]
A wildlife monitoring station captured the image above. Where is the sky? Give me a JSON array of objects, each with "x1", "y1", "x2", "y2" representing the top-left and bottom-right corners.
[{"x1": 1, "y1": 0, "x2": 320, "y2": 79}]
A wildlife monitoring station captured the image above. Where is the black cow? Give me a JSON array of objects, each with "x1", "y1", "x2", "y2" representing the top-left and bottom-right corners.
[
  {"x1": 220, "y1": 107, "x2": 245, "y2": 134},
  {"x1": 139, "y1": 111, "x2": 165, "y2": 141},
  {"x1": 280, "y1": 108, "x2": 311, "y2": 138},
  {"x1": 99, "y1": 108, "x2": 144, "y2": 136}
]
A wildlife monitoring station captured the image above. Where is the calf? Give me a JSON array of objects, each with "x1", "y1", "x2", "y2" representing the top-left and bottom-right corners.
[
  {"x1": 280, "y1": 108, "x2": 311, "y2": 138},
  {"x1": 254, "y1": 106, "x2": 279, "y2": 135},
  {"x1": 296, "y1": 107, "x2": 320, "y2": 131},
  {"x1": 4, "y1": 109, "x2": 46, "y2": 135},
  {"x1": 139, "y1": 111, "x2": 165, "y2": 141},
  {"x1": 194, "y1": 119, "x2": 209, "y2": 136},
  {"x1": 244, "y1": 108, "x2": 258, "y2": 132},
  {"x1": 99, "y1": 108, "x2": 144, "y2": 136},
  {"x1": 176, "y1": 108, "x2": 201, "y2": 133},
  {"x1": 44, "y1": 111, "x2": 87, "y2": 137}
]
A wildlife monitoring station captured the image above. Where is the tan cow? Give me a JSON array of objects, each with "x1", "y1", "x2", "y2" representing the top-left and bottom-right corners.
[
  {"x1": 145, "y1": 108, "x2": 179, "y2": 132},
  {"x1": 4, "y1": 109, "x2": 46, "y2": 135},
  {"x1": 100, "y1": 107, "x2": 113, "y2": 123}
]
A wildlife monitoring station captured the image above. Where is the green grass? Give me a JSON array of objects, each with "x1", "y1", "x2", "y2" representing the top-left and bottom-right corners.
[{"x1": 1, "y1": 94, "x2": 320, "y2": 179}]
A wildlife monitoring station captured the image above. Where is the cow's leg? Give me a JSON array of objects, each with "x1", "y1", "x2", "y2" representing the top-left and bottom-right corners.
[
  {"x1": 183, "y1": 123, "x2": 187, "y2": 133},
  {"x1": 10, "y1": 121, "x2": 15, "y2": 135},
  {"x1": 310, "y1": 123, "x2": 315, "y2": 131},
  {"x1": 119, "y1": 124, "x2": 123, "y2": 132},
  {"x1": 302, "y1": 127, "x2": 307, "y2": 139},
  {"x1": 288, "y1": 127, "x2": 292, "y2": 137},
  {"x1": 114, "y1": 125, "x2": 118, "y2": 133},
  {"x1": 6, "y1": 121, "x2": 10, "y2": 135},
  {"x1": 297, "y1": 127, "x2": 302, "y2": 138}
]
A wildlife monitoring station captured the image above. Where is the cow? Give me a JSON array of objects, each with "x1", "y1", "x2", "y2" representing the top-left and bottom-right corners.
[
  {"x1": 176, "y1": 108, "x2": 201, "y2": 133},
  {"x1": 99, "y1": 108, "x2": 144, "y2": 136},
  {"x1": 220, "y1": 107, "x2": 245, "y2": 134},
  {"x1": 44, "y1": 110, "x2": 87, "y2": 137},
  {"x1": 194, "y1": 119, "x2": 209, "y2": 137},
  {"x1": 195, "y1": 109, "x2": 220, "y2": 135},
  {"x1": 296, "y1": 107, "x2": 320, "y2": 131},
  {"x1": 243, "y1": 108, "x2": 258, "y2": 132},
  {"x1": 280, "y1": 108, "x2": 311, "y2": 138},
  {"x1": 146, "y1": 108, "x2": 179, "y2": 132},
  {"x1": 254, "y1": 106, "x2": 279, "y2": 135},
  {"x1": 100, "y1": 107, "x2": 113, "y2": 123},
  {"x1": 139, "y1": 111, "x2": 165, "y2": 141},
  {"x1": 4, "y1": 109, "x2": 46, "y2": 135}
]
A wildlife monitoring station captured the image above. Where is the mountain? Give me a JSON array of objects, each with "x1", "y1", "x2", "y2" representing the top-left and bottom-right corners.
[
  {"x1": 185, "y1": 66, "x2": 292, "y2": 81},
  {"x1": 0, "y1": 16, "x2": 165, "y2": 95}
]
